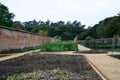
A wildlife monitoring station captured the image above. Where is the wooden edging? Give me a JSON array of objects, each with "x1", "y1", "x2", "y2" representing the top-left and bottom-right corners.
[{"x1": 83, "y1": 55, "x2": 111, "y2": 80}]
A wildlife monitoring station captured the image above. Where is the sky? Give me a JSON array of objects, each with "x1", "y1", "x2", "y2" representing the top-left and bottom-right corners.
[{"x1": 0, "y1": 0, "x2": 120, "y2": 27}]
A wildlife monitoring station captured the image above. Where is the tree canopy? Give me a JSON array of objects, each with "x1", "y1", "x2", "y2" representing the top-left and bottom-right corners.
[
  {"x1": 88, "y1": 15, "x2": 120, "y2": 38},
  {"x1": 12, "y1": 20, "x2": 85, "y2": 40},
  {"x1": 0, "y1": 3, "x2": 15, "y2": 27}
]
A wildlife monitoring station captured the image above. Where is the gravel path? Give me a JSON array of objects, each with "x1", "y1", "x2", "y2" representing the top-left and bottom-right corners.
[
  {"x1": 78, "y1": 44, "x2": 120, "y2": 80},
  {"x1": 78, "y1": 44, "x2": 91, "y2": 51}
]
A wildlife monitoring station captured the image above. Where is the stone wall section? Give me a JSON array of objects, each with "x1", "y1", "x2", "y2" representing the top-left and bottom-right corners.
[{"x1": 0, "y1": 27, "x2": 58, "y2": 51}]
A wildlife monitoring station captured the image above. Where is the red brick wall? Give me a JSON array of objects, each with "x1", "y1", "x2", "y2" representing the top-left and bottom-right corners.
[{"x1": 0, "y1": 27, "x2": 59, "y2": 51}]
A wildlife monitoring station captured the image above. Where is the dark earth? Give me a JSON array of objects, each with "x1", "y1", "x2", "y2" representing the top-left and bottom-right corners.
[
  {"x1": 76, "y1": 50, "x2": 107, "y2": 54},
  {"x1": 0, "y1": 52, "x2": 102, "y2": 80},
  {"x1": 110, "y1": 55, "x2": 120, "y2": 59}
]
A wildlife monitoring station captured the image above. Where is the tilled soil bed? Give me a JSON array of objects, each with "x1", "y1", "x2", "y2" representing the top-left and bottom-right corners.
[{"x1": 0, "y1": 52, "x2": 102, "y2": 80}]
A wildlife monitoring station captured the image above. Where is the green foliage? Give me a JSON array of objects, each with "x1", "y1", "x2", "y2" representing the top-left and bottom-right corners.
[
  {"x1": 0, "y1": 3, "x2": 15, "y2": 27},
  {"x1": 7, "y1": 76, "x2": 18, "y2": 80},
  {"x1": 89, "y1": 15, "x2": 120, "y2": 38},
  {"x1": 41, "y1": 42, "x2": 78, "y2": 51},
  {"x1": 53, "y1": 72, "x2": 69, "y2": 80},
  {"x1": 12, "y1": 21, "x2": 23, "y2": 30},
  {"x1": 87, "y1": 42, "x2": 120, "y2": 50},
  {"x1": 48, "y1": 25, "x2": 85, "y2": 40},
  {"x1": 7, "y1": 73, "x2": 24, "y2": 80},
  {"x1": 11, "y1": 20, "x2": 85, "y2": 40},
  {"x1": 85, "y1": 36, "x2": 93, "y2": 41},
  {"x1": 83, "y1": 70, "x2": 94, "y2": 75},
  {"x1": 7, "y1": 72, "x2": 45, "y2": 80},
  {"x1": 38, "y1": 30, "x2": 48, "y2": 36},
  {"x1": 7, "y1": 71, "x2": 69, "y2": 80},
  {"x1": 54, "y1": 35, "x2": 62, "y2": 40},
  {"x1": 79, "y1": 42, "x2": 84, "y2": 45}
]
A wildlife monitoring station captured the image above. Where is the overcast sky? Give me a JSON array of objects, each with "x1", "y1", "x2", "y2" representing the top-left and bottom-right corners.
[{"x1": 0, "y1": 0, "x2": 120, "y2": 26}]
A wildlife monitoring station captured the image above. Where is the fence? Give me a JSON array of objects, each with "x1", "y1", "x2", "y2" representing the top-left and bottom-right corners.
[{"x1": 78, "y1": 37, "x2": 120, "y2": 51}]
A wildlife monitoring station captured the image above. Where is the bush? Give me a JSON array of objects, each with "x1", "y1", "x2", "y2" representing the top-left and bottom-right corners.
[
  {"x1": 85, "y1": 36, "x2": 93, "y2": 41},
  {"x1": 41, "y1": 42, "x2": 78, "y2": 52}
]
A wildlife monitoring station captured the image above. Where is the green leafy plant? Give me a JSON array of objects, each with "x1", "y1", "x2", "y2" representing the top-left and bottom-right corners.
[
  {"x1": 41, "y1": 42, "x2": 78, "y2": 51},
  {"x1": 85, "y1": 36, "x2": 93, "y2": 41},
  {"x1": 7, "y1": 73, "x2": 24, "y2": 80}
]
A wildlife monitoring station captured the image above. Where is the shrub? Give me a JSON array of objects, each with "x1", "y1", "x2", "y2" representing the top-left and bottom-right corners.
[
  {"x1": 85, "y1": 36, "x2": 93, "y2": 41},
  {"x1": 41, "y1": 42, "x2": 78, "y2": 52}
]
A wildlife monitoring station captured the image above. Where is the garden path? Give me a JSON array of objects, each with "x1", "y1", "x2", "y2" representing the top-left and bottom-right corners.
[{"x1": 78, "y1": 44, "x2": 120, "y2": 80}]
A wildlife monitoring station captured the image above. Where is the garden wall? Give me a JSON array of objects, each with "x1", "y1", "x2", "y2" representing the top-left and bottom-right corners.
[{"x1": 0, "y1": 26, "x2": 59, "y2": 51}]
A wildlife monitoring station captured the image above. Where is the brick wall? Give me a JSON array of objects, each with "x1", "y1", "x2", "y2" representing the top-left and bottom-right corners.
[{"x1": 0, "y1": 27, "x2": 59, "y2": 51}]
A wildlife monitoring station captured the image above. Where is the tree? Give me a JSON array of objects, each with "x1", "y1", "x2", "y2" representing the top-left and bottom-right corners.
[
  {"x1": 54, "y1": 35, "x2": 61, "y2": 40},
  {"x1": 90, "y1": 14, "x2": 120, "y2": 38},
  {"x1": 72, "y1": 20, "x2": 81, "y2": 27},
  {"x1": 96, "y1": 21, "x2": 105, "y2": 38},
  {"x1": 13, "y1": 21, "x2": 23, "y2": 30},
  {"x1": 117, "y1": 12, "x2": 120, "y2": 16},
  {"x1": 104, "y1": 16, "x2": 120, "y2": 37},
  {"x1": 0, "y1": 3, "x2": 15, "y2": 27}
]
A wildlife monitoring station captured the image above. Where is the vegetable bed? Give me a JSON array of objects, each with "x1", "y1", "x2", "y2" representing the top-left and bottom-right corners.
[
  {"x1": 0, "y1": 52, "x2": 102, "y2": 80},
  {"x1": 41, "y1": 42, "x2": 78, "y2": 51}
]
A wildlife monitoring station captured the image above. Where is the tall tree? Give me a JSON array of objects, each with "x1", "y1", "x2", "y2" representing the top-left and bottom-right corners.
[
  {"x1": 0, "y1": 3, "x2": 15, "y2": 27},
  {"x1": 91, "y1": 15, "x2": 120, "y2": 38}
]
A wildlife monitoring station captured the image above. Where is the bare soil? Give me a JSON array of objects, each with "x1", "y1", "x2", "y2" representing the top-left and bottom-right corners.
[
  {"x1": 76, "y1": 50, "x2": 107, "y2": 54},
  {"x1": 0, "y1": 52, "x2": 102, "y2": 80}
]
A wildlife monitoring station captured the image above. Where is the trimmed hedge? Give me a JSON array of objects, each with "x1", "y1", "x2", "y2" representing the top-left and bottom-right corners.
[{"x1": 41, "y1": 42, "x2": 78, "y2": 51}]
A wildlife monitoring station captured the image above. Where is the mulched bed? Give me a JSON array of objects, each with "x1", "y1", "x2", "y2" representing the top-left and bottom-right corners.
[{"x1": 0, "y1": 52, "x2": 102, "y2": 80}]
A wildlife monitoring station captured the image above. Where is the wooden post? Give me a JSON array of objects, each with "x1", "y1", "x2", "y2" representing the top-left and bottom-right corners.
[
  {"x1": 112, "y1": 35, "x2": 115, "y2": 54},
  {"x1": 96, "y1": 39, "x2": 98, "y2": 50}
]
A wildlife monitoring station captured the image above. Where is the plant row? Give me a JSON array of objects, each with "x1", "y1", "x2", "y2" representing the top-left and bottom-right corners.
[{"x1": 41, "y1": 42, "x2": 78, "y2": 51}]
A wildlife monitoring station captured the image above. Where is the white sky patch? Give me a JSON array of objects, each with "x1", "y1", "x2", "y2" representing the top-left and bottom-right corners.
[{"x1": 0, "y1": 0, "x2": 120, "y2": 26}]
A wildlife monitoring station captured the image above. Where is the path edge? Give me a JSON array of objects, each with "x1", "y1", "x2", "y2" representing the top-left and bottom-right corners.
[{"x1": 83, "y1": 55, "x2": 111, "y2": 80}]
